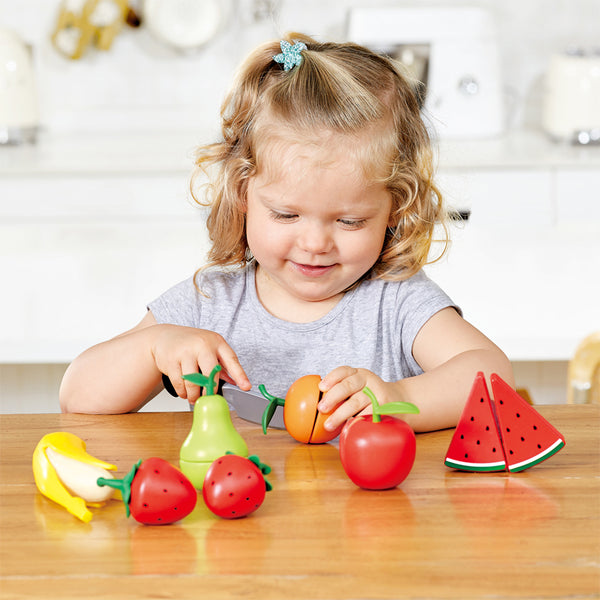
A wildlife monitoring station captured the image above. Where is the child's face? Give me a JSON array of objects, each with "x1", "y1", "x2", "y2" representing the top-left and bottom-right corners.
[{"x1": 246, "y1": 137, "x2": 392, "y2": 320}]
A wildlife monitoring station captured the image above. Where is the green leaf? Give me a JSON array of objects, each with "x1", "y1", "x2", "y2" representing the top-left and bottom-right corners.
[
  {"x1": 377, "y1": 401, "x2": 420, "y2": 415},
  {"x1": 261, "y1": 399, "x2": 278, "y2": 435},
  {"x1": 182, "y1": 373, "x2": 210, "y2": 387},
  {"x1": 96, "y1": 459, "x2": 141, "y2": 518},
  {"x1": 259, "y1": 384, "x2": 285, "y2": 435},
  {"x1": 248, "y1": 454, "x2": 273, "y2": 492},
  {"x1": 362, "y1": 386, "x2": 419, "y2": 422}
]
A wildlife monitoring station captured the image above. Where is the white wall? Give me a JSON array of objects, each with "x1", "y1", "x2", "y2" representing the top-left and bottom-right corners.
[{"x1": 2, "y1": 0, "x2": 597, "y2": 412}]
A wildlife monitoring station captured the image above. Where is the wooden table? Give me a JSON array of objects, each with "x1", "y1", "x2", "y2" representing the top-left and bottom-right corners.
[{"x1": 1, "y1": 406, "x2": 599, "y2": 599}]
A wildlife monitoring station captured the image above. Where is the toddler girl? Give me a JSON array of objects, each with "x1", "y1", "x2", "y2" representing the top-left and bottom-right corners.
[{"x1": 60, "y1": 34, "x2": 513, "y2": 432}]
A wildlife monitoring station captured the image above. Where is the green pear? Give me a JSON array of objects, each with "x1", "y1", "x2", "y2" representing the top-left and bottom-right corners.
[{"x1": 179, "y1": 366, "x2": 248, "y2": 489}]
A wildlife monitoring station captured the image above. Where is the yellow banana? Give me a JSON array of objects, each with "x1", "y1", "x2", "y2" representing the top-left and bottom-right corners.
[{"x1": 32, "y1": 432, "x2": 117, "y2": 523}]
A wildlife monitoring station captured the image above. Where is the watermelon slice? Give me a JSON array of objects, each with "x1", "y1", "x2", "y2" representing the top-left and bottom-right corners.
[
  {"x1": 444, "y1": 372, "x2": 507, "y2": 472},
  {"x1": 491, "y1": 373, "x2": 566, "y2": 472},
  {"x1": 445, "y1": 372, "x2": 566, "y2": 473}
]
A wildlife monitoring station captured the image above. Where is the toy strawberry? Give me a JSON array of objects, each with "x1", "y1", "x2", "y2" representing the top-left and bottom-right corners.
[
  {"x1": 203, "y1": 453, "x2": 272, "y2": 519},
  {"x1": 97, "y1": 457, "x2": 197, "y2": 525}
]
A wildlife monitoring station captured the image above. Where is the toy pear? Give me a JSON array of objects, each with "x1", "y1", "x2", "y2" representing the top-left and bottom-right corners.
[{"x1": 179, "y1": 365, "x2": 249, "y2": 489}]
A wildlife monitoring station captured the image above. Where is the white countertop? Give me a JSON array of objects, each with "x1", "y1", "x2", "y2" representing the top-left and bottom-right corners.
[{"x1": 1, "y1": 129, "x2": 599, "y2": 176}]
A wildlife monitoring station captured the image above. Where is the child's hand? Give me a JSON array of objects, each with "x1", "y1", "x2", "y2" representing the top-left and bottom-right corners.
[
  {"x1": 149, "y1": 325, "x2": 251, "y2": 402},
  {"x1": 317, "y1": 367, "x2": 398, "y2": 432}
]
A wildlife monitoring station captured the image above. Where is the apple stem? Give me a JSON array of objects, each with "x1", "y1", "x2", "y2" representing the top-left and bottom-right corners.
[
  {"x1": 362, "y1": 386, "x2": 420, "y2": 422},
  {"x1": 363, "y1": 387, "x2": 382, "y2": 423}
]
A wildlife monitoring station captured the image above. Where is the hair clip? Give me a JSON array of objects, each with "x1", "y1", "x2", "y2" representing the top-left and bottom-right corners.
[{"x1": 273, "y1": 40, "x2": 307, "y2": 72}]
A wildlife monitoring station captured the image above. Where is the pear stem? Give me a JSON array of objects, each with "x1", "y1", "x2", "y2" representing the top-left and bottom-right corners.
[{"x1": 182, "y1": 365, "x2": 222, "y2": 395}]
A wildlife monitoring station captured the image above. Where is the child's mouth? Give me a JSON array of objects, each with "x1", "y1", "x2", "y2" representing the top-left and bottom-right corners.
[{"x1": 291, "y1": 262, "x2": 335, "y2": 277}]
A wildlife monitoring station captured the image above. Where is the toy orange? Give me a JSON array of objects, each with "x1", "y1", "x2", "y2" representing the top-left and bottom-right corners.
[{"x1": 259, "y1": 375, "x2": 344, "y2": 444}]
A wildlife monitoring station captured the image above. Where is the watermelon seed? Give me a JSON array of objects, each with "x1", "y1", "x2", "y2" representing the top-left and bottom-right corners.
[
  {"x1": 538, "y1": 444, "x2": 542, "y2": 449},
  {"x1": 516, "y1": 413, "x2": 521, "y2": 418},
  {"x1": 470, "y1": 416, "x2": 475, "y2": 422},
  {"x1": 143, "y1": 503, "x2": 149, "y2": 508},
  {"x1": 464, "y1": 453, "x2": 469, "y2": 458},
  {"x1": 520, "y1": 437, "x2": 525, "y2": 442},
  {"x1": 476, "y1": 440, "x2": 480, "y2": 445},
  {"x1": 485, "y1": 426, "x2": 490, "y2": 431},
  {"x1": 229, "y1": 492, "x2": 234, "y2": 497},
  {"x1": 227, "y1": 472, "x2": 233, "y2": 476},
  {"x1": 460, "y1": 434, "x2": 464, "y2": 439},
  {"x1": 246, "y1": 497, "x2": 250, "y2": 501},
  {"x1": 506, "y1": 427, "x2": 511, "y2": 433},
  {"x1": 480, "y1": 398, "x2": 484, "y2": 403},
  {"x1": 163, "y1": 489, "x2": 168, "y2": 493},
  {"x1": 492, "y1": 447, "x2": 496, "y2": 452},
  {"x1": 499, "y1": 400, "x2": 504, "y2": 405},
  {"x1": 533, "y1": 425, "x2": 538, "y2": 430},
  {"x1": 509, "y1": 450, "x2": 514, "y2": 455}
]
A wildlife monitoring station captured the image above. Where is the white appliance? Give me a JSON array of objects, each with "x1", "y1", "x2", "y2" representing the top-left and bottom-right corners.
[
  {"x1": 542, "y1": 49, "x2": 600, "y2": 145},
  {"x1": 0, "y1": 29, "x2": 39, "y2": 145},
  {"x1": 347, "y1": 7, "x2": 505, "y2": 139}
]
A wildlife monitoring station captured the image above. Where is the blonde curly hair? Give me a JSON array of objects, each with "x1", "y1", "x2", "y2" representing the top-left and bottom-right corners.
[{"x1": 191, "y1": 32, "x2": 448, "y2": 282}]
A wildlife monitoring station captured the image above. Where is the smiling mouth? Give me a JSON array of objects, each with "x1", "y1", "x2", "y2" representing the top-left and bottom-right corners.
[{"x1": 291, "y1": 262, "x2": 336, "y2": 277}]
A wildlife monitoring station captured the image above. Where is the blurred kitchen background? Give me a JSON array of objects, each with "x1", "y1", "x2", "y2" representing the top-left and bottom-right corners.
[{"x1": 1, "y1": 0, "x2": 599, "y2": 413}]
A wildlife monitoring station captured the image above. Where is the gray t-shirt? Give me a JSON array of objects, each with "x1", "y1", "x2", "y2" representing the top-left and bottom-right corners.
[{"x1": 148, "y1": 263, "x2": 458, "y2": 398}]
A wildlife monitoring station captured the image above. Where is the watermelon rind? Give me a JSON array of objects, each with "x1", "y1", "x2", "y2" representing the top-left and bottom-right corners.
[
  {"x1": 444, "y1": 457, "x2": 506, "y2": 472},
  {"x1": 507, "y1": 438, "x2": 565, "y2": 472}
]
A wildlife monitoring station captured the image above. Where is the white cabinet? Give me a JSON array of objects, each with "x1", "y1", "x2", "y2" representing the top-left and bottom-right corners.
[
  {"x1": 426, "y1": 167, "x2": 600, "y2": 361},
  {"x1": 0, "y1": 171, "x2": 211, "y2": 362}
]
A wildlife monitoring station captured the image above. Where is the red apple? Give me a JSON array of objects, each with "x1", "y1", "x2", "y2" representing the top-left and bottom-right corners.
[{"x1": 339, "y1": 387, "x2": 419, "y2": 490}]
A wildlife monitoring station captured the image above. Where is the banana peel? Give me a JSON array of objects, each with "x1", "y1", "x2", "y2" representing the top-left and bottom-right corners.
[{"x1": 33, "y1": 432, "x2": 117, "y2": 523}]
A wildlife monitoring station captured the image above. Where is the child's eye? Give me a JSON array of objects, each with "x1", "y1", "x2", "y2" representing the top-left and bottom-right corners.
[
  {"x1": 338, "y1": 218, "x2": 367, "y2": 230},
  {"x1": 270, "y1": 210, "x2": 298, "y2": 222}
]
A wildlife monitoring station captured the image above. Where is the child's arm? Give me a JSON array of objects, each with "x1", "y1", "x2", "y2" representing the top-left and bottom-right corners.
[
  {"x1": 59, "y1": 311, "x2": 250, "y2": 414},
  {"x1": 317, "y1": 307, "x2": 514, "y2": 433}
]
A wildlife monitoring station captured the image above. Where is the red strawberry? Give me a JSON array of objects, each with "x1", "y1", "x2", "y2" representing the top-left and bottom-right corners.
[
  {"x1": 98, "y1": 457, "x2": 197, "y2": 525},
  {"x1": 203, "y1": 454, "x2": 272, "y2": 519}
]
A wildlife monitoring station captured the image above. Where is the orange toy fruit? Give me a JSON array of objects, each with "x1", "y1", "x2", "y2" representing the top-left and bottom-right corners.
[{"x1": 259, "y1": 375, "x2": 344, "y2": 444}]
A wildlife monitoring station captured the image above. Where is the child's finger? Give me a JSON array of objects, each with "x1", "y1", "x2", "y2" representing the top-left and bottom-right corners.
[
  {"x1": 217, "y1": 346, "x2": 251, "y2": 391},
  {"x1": 167, "y1": 363, "x2": 187, "y2": 399},
  {"x1": 318, "y1": 368, "x2": 363, "y2": 412},
  {"x1": 182, "y1": 359, "x2": 202, "y2": 402},
  {"x1": 319, "y1": 366, "x2": 358, "y2": 393},
  {"x1": 322, "y1": 391, "x2": 368, "y2": 431}
]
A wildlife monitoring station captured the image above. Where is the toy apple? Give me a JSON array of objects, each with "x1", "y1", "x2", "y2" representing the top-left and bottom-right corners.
[
  {"x1": 339, "y1": 387, "x2": 419, "y2": 490},
  {"x1": 259, "y1": 375, "x2": 344, "y2": 444}
]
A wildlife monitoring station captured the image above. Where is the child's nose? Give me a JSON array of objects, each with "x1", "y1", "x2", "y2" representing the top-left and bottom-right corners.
[{"x1": 298, "y1": 222, "x2": 333, "y2": 254}]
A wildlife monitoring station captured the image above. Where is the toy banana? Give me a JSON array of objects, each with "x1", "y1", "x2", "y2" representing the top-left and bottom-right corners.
[{"x1": 32, "y1": 432, "x2": 117, "y2": 523}]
